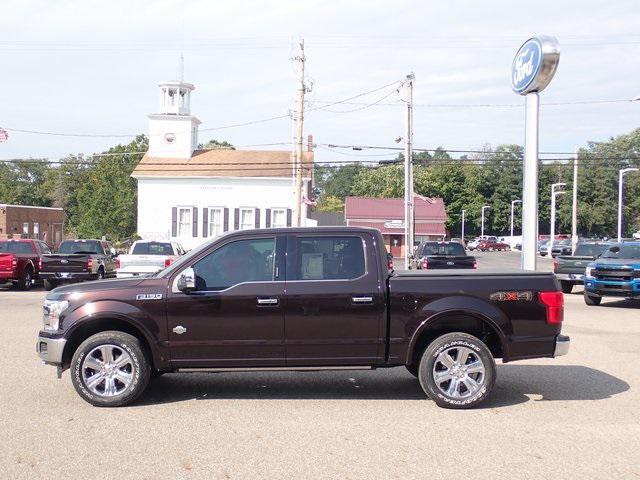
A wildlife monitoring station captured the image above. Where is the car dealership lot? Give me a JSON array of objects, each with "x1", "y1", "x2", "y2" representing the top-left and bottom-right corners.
[{"x1": 1, "y1": 252, "x2": 639, "y2": 479}]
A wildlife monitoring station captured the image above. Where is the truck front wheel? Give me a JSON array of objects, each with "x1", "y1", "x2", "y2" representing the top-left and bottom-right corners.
[
  {"x1": 584, "y1": 292, "x2": 602, "y2": 306},
  {"x1": 418, "y1": 332, "x2": 496, "y2": 409},
  {"x1": 70, "y1": 331, "x2": 151, "y2": 407}
]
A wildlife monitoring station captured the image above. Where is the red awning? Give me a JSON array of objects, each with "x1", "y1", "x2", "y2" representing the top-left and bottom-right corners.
[{"x1": 348, "y1": 220, "x2": 446, "y2": 236}]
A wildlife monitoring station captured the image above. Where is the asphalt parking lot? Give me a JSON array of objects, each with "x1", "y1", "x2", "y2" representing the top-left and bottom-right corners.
[{"x1": 1, "y1": 251, "x2": 639, "y2": 479}]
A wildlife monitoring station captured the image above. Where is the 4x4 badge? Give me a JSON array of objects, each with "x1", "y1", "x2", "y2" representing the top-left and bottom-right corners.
[{"x1": 136, "y1": 293, "x2": 163, "y2": 300}]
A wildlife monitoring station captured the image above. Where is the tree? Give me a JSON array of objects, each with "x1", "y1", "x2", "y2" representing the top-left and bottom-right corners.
[
  {"x1": 198, "y1": 139, "x2": 235, "y2": 150},
  {"x1": 315, "y1": 195, "x2": 344, "y2": 213},
  {"x1": 0, "y1": 159, "x2": 51, "y2": 206}
]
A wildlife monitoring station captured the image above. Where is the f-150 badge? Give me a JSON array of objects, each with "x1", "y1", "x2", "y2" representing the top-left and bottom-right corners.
[{"x1": 136, "y1": 293, "x2": 163, "y2": 300}]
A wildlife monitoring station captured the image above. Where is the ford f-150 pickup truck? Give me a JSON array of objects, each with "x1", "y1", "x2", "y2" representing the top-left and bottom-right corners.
[
  {"x1": 36, "y1": 227, "x2": 569, "y2": 409},
  {"x1": 554, "y1": 241, "x2": 610, "y2": 293},
  {"x1": 0, "y1": 239, "x2": 52, "y2": 290},
  {"x1": 584, "y1": 242, "x2": 640, "y2": 305},
  {"x1": 40, "y1": 239, "x2": 117, "y2": 290}
]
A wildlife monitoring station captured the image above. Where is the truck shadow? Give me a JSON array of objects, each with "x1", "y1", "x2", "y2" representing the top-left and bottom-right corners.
[{"x1": 137, "y1": 364, "x2": 628, "y2": 408}]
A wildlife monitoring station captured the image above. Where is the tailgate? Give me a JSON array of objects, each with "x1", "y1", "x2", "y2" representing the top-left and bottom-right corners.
[
  {"x1": 0, "y1": 253, "x2": 15, "y2": 271},
  {"x1": 426, "y1": 255, "x2": 476, "y2": 269},
  {"x1": 118, "y1": 254, "x2": 168, "y2": 270},
  {"x1": 556, "y1": 256, "x2": 592, "y2": 274},
  {"x1": 42, "y1": 254, "x2": 88, "y2": 272}
]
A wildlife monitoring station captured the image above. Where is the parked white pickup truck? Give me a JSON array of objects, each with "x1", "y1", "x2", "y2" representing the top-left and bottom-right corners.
[{"x1": 116, "y1": 241, "x2": 185, "y2": 278}]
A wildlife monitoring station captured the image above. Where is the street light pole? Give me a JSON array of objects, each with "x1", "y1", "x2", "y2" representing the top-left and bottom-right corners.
[
  {"x1": 571, "y1": 147, "x2": 579, "y2": 252},
  {"x1": 510, "y1": 199, "x2": 522, "y2": 240},
  {"x1": 481, "y1": 205, "x2": 490, "y2": 238},
  {"x1": 461, "y1": 209, "x2": 466, "y2": 242},
  {"x1": 618, "y1": 167, "x2": 639, "y2": 242},
  {"x1": 550, "y1": 183, "x2": 566, "y2": 251}
]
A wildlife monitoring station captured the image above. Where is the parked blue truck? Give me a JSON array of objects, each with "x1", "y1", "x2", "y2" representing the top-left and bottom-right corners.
[{"x1": 584, "y1": 242, "x2": 640, "y2": 306}]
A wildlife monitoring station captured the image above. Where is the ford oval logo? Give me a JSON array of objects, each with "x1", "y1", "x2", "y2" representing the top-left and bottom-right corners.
[
  {"x1": 61, "y1": 259, "x2": 68, "y2": 264},
  {"x1": 511, "y1": 38, "x2": 542, "y2": 94}
]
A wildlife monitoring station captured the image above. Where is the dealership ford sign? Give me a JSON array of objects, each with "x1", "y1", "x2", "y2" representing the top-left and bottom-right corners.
[{"x1": 511, "y1": 36, "x2": 560, "y2": 95}]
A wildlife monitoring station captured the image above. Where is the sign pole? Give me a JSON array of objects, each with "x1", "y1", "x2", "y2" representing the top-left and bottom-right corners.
[{"x1": 521, "y1": 92, "x2": 539, "y2": 271}]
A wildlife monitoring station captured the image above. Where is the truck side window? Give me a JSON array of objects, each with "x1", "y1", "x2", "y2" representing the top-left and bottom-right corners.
[
  {"x1": 292, "y1": 236, "x2": 365, "y2": 280},
  {"x1": 192, "y1": 237, "x2": 275, "y2": 291}
]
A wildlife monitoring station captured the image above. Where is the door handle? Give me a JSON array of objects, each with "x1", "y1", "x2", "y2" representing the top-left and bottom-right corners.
[
  {"x1": 257, "y1": 297, "x2": 279, "y2": 306},
  {"x1": 352, "y1": 296, "x2": 374, "y2": 304}
]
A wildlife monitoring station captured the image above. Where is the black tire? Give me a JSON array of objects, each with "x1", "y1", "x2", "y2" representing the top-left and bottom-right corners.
[
  {"x1": 405, "y1": 363, "x2": 419, "y2": 378},
  {"x1": 418, "y1": 332, "x2": 496, "y2": 409},
  {"x1": 96, "y1": 267, "x2": 105, "y2": 280},
  {"x1": 17, "y1": 267, "x2": 33, "y2": 290},
  {"x1": 560, "y1": 281, "x2": 573, "y2": 294},
  {"x1": 584, "y1": 292, "x2": 602, "y2": 306},
  {"x1": 44, "y1": 279, "x2": 58, "y2": 291},
  {"x1": 71, "y1": 331, "x2": 151, "y2": 407}
]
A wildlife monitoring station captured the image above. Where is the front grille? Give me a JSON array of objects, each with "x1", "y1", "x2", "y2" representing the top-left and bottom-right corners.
[{"x1": 595, "y1": 268, "x2": 633, "y2": 282}]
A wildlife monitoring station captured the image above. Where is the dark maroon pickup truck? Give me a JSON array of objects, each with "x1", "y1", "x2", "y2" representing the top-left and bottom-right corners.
[
  {"x1": 0, "y1": 239, "x2": 52, "y2": 289},
  {"x1": 36, "y1": 227, "x2": 569, "y2": 409}
]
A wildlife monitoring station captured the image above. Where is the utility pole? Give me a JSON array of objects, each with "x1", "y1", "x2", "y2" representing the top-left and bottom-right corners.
[
  {"x1": 550, "y1": 183, "x2": 566, "y2": 252},
  {"x1": 293, "y1": 39, "x2": 306, "y2": 227},
  {"x1": 618, "y1": 167, "x2": 639, "y2": 242},
  {"x1": 510, "y1": 199, "x2": 522, "y2": 241},
  {"x1": 481, "y1": 205, "x2": 490, "y2": 238},
  {"x1": 571, "y1": 147, "x2": 579, "y2": 253},
  {"x1": 461, "y1": 209, "x2": 466, "y2": 242},
  {"x1": 403, "y1": 73, "x2": 415, "y2": 270}
]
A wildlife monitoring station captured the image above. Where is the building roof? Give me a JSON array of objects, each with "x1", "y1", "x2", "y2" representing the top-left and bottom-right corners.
[
  {"x1": 131, "y1": 149, "x2": 314, "y2": 179},
  {"x1": 344, "y1": 196, "x2": 447, "y2": 221},
  {"x1": 0, "y1": 204, "x2": 64, "y2": 211}
]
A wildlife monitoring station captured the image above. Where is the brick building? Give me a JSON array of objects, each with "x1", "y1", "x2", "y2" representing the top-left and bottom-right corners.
[
  {"x1": 345, "y1": 196, "x2": 447, "y2": 257},
  {"x1": 0, "y1": 204, "x2": 64, "y2": 247}
]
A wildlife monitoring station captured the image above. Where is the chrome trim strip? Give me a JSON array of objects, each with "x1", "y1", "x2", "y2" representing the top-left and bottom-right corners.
[{"x1": 177, "y1": 366, "x2": 373, "y2": 373}]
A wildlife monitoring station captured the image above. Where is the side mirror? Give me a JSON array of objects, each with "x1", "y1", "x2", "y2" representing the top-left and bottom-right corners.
[
  {"x1": 177, "y1": 267, "x2": 196, "y2": 293},
  {"x1": 110, "y1": 247, "x2": 117, "y2": 257}
]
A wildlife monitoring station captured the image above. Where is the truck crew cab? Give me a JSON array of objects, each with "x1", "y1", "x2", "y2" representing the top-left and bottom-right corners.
[{"x1": 37, "y1": 227, "x2": 569, "y2": 409}]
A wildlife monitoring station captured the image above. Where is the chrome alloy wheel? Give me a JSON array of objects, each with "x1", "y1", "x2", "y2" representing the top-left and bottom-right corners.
[
  {"x1": 81, "y1": 345, "x2": 134, "y2": 397},
  {"x1": 432, "y1": 346, "x2": 486, "y2": 399}
]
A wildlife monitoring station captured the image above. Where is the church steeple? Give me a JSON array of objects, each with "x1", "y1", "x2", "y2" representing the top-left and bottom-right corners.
[{"x1": 147, "y1": 78, "x2": 200, "y2": 159}]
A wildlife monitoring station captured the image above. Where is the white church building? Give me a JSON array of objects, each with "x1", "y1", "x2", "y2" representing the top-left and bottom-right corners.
[{"x1": 132, "y1": 80, "x2": 315, "y2": 250}]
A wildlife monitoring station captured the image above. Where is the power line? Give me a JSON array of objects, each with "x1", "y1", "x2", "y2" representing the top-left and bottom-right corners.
[{"x1": 309, "y1": 98, "x2": 635, "y2": 109}]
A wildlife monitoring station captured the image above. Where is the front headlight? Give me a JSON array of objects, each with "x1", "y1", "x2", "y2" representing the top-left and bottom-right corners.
[
  {"x1": 585, "y1": 266, "x2": 594, "y2": 278},
  {"x1": 43, "y1": 300, "x2": 68, "y2": 331}
]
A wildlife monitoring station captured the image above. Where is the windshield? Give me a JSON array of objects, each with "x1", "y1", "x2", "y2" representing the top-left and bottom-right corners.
[
  {"x1": 58, "y1": 240, "x2": 103, "y2": 254},
  {"x1": 601, "y1": 244, "x2": 640, "y2": 260},
  {"x1": 0, "y1": 241, "x2": 34, "y2": 254},
  {"x1": 574, "y1": 243, "x2": 609, "y2": 257},
  {"x1": 132, "y1": 242, "x2": 174, "y2": 255},
  {"x1": 421, "y1": 243, "x2": 466, "y2": 256}
]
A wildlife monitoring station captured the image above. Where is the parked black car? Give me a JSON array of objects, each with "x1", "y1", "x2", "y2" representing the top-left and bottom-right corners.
[
  {"x1": 554, "y1": 241, "x2": 610, "y2": 293},
  {"x1": 414, "y1": 241, "x2": 477, "y2": 270},
  {"x1": 40, "y1": 239, "x2": 117, "y2": 290}
]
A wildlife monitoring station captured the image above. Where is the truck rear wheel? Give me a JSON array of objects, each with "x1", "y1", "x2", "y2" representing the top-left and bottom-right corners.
[
  {"x1": 418, "y1": 332, "x2": 496, "y2": 409},
  {"x1": 560, "y1": 281, "x2": 573, "y2": 294},
  {"x1": 17, "y1": 267, "x2": 33, "y2": 290},
  {"x1": 70, "y1": 331, "x2": 151, "y2": 407},
  {"x1": 584, "y1": 292, "x2": 602, "y2": 306}
]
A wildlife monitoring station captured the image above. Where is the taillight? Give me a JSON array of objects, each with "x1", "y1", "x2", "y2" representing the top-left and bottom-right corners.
[
  {"x1": 539, "y1": 291, "x2": 564, "y2": 325},
  {"x1": 115, "y1": 258, "x2": 121, "y2": 269},
  {"x1": 473, "y1": 260, "x2": 478, "y2": 269},
  {"x1": 11, "y1": 256, "x2": 17, "y2": 269},
  {"x1": 422, "y1": 258, "x2": 428, "y2": 269},
  {"x1": 164, "y1": 258, "x2": 174, "y2": 267},
  {"x1": 387, "y1": 259, "x2": 393, "y2": 271},
  {"x1": 552, "y1": 260, "x2": 558, "y2": 273},
  {"x1": 86, "y1": 258, "x2": 93, "y2": 271},
  {"x1": 38, "y1": 257, "x2": 43, "y2": 270}
]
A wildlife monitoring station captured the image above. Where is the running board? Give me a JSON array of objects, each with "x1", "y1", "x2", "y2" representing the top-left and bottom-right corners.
[{"x1": 177, "y1": 366, "x2": 373, "y2": 373}]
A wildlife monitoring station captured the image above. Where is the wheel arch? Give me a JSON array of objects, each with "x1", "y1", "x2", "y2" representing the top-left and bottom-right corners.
[
  {"x1": 406, "y1": 310, "x2": 506, "y2": 367},
  {"x1": 62, "y1": 315, "x2": 163, "y2": 371}
]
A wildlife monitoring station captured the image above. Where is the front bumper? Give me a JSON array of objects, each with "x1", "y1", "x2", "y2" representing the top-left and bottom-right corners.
[
  {"x1": 584, "y1": 279, "x2": 640, "y2": 297},
  {"x1": 36, "y1": 335, "x2": 67, "y2": 365},
  {"x1": 554, "y1": 334, "x2": 570, "y2": 357}
]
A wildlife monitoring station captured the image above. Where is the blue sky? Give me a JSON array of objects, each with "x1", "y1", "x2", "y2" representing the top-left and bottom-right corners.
[{"x1": 1, "y1": 0, "x2": 639, "y2": 162}]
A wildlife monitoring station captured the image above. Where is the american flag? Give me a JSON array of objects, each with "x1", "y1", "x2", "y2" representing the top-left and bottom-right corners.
[{"x1": 0, "y1": 128, "x2": 8, "y2": 143}]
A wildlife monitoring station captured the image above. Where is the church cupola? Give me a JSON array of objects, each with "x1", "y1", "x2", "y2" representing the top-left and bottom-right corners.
[{"x1": 158, "y1": 81, "x2": 194, "y2": 115}]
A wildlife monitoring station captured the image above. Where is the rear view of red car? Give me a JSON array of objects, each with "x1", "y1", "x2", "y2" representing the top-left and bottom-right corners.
[{"x1": 0, "y1": 239, "x2": 51, "y2": 290}]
